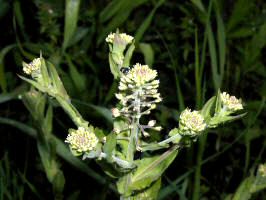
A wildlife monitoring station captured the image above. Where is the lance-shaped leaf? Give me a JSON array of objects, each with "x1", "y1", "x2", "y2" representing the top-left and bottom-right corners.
[
  {"x1": 46, "y1": 61, "x2": 69, "y2": 98},
  {"x1": 40, "y1": 58, "x2": 50, "y2": 88},
  {"x1": 103, "y1": 132, "x2": 117, "y2": 162},
  {"x1": 18, "y1": 75, "x2": 46, "y2": 93},
  {"x1": 130, "y1": 178, "x2": 161, "y2": 200},
  {"x1": 215, "y1": 89, "x2": 222, "y2": 113},
  {"x1": 200, "y1": 96, "x2": 216, "y2": 122},
  {"x1": 129, "y1": 145, "x2": 178, "y2": 191},
  {"x1": 122, "y1": 41, "x2": 135, "y2": 67},
  {"x1": 109, "y1": 53, "x2": 120, "y2": 79}
]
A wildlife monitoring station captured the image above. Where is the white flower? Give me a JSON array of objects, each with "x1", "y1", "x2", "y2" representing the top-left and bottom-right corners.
[
  {"x1": 148, "y1": 120, "x2": 156, "y2": 127},
  {"x1": 111, "y1": 108, "x2": 121, "y2": 118},
  {"x1": 105, "y1": 33, "x2": 133, "y2": 45},
  {"x1": 221, "y1": 92, "x2": 243, "y2": 111},
  {"x1": 179, "y1": 108, "x2": 206, "y2": 136},
  {"x1": 65, "y1": 127, "x2": 98, "y2": 153},
  {"x1": 22, "y1": 58, "x2": 41, "y2": 75}
]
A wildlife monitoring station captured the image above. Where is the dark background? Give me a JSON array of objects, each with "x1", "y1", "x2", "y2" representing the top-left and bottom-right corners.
[{"x1": 0, "y1": 0, "x2": 266, "y2": 199}]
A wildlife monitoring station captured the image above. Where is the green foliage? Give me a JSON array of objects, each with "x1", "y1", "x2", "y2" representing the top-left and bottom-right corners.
[{"x1": 0, "y1": 0, "x2": 266, "y2": 199}]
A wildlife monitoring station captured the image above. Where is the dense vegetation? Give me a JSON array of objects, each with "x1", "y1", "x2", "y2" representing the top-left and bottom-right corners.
[{"x1": 0, "y1": 0, "x2": 266, "y2": 199}]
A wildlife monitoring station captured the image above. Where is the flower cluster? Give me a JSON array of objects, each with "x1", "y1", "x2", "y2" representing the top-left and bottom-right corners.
[
  {"x1": 105, "y1": 33, "x2": 134, "y2": 45},
  {"x1": 22, "y1": 58, "x2": 41, "y2": 75},
  {"x1": 179, "y1": 108, "x2": 206, "y2": 136},
  {"x1": 113, "y1": 63, "x2": 161, "y2": 119},
  {"x1": 65, "y1": 127, "x2": 98, "y2": 154},
  {"x1": 221, "y1": 92, "x2": 243, "y2": 112}
]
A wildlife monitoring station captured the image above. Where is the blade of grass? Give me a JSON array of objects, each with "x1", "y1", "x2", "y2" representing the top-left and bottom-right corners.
[
  {"x1": 134, "y1": 0, "x2": 165, "y2": 43},
  {"x1": 190, "y1": 0, "x2": 205, "y2": 12},
  {"x1": 214, "y1": 0, "x2": 226, "y2": 84},
  {"x1": 62, "y1": 0, "x2": 80, "y2": 51},
  {"x1": 156, "y1": 30, "x2": 185, "y2": 110},
  {"x1": 99, "y1": 0, "x2": 125, "y2": 23},
  {"x1": 97, "y1": 0, "x2": 148, "y2": 44},
  {"x1": 207, "y1": 15, "x2": 220, "y2": 90},
  {"x1": 193, "y1": 2, "x2": 218, "y2": 199},
  {"x1": 18, "y1": 171, "x2": 42, "y2": 199},
  {"x1": 194, "y1": 28, "x2": 201, "y2": 109},
  {"x1": 0, "y1": 44, "x2": 16, "y2": 93}
]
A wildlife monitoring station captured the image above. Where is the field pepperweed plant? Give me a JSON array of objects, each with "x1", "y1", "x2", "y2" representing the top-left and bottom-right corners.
[{"x1": 20, "y1": 32, "x2": 245, "y2": 200}]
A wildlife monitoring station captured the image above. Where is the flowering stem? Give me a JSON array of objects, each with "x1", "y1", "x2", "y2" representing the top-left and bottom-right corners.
[
  {"x1": 122, "y1": 89, "x2": 141, "y2": 198},
  {"x1": 158, "y1": 134, "x2": 181, "y2": 146}
]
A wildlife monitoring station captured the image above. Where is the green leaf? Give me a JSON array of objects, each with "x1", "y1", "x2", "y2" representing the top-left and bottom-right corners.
[
  {"x1": 0, "y1": 44, "x2": 16, "y2": 92},
  {"x1": 67, "y1": 27, "x2": 89, "y2": 47},
  {"x1": 134, "y1": 0, "x2": 165, "y2": 42},
  {"x1": 214, "y1": 1, "x2": 226, "y2": 82},
  {"x1": 139, "y1": 43, "x2": 154, "y2": 67},
  {"x1": 131, "y1": 178, "x2": 161, "y2": 200},
  {"x1": 215, "y1": 89, "x2": 222, "y2": 114},
  {"x1": 40, "y1": 58, "x2": 51, "y2": 88},
  {"x1": 190, "y1": 0, "x2": 205, "y2": 12},
  {"x1": 200, "y1": 96, "x2": 215, "y2": 120},
  {"x1": 207, "y1": 17, "x2": 220, "y2": 90},
  {"x1": 99, "y1": 0, "x2": 125, "y2": 23},
  {"x1": 103, "y1": 132, "x2": 117, "y2": 162},
  {"x1": 52, "y1": 171, "x2": 65, "y2": 194},
  {"x1": 44, "y1": 105, "x2": 53, "y2": 134},
  {"x1": 37, "y1": 140, "x2": 56, "y2": 182},
  {"x1": 18, "y1": 75, "x2": 46, "y2": 93},
  {"x1": 46, "y1": 61, "x2": 69, "y2": 98},
  {"x1": 232, "y1": 177, "x2": 254, "y2": 200},
  {"x1": 140, "y1": 142, "x2": 169, "y2": 152},
  {"x1": 109, "y1": 53, "x2": 120, "y2": 79},
  {"x1": 122, "y1": 42, "x2": 135, "y2": 67},
  {"x1": 63, "y1": 0, "x2": 80, "y2": 50},
  {"x1": 129, "y1": 146, "x2": 178, "y2": 191},
  {"x1": 97, "y1": 0, "x2": 148, "y2": 44},
  {"x1": 250, "y1": 164, "x2": 266, "y2": 193},
  {"x1": 86, "y1": 103, "x2": 113, "y2": 124},
  {"x1": 227, "y1": 0, "x2": 252, "y2": 32},
  {"x1": 66, "y1": 56, "x2": 86, "y2": 93},
  {"x1": 22, "y1": 90, "x2": 46, "y2": 121}
]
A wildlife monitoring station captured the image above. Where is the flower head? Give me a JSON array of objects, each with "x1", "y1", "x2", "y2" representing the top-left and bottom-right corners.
[
  {"x1": 22, "y1": 58, "x2": 41, "y2": 75},
  {"x1": 114, "y1": 63, "x2": 161, "y2": 119},
  {"x1": 179, "y1": 108, "x2": 206, "y2": 136},
  {"x1": 65, "y1": 127, "x2": 98, "y2": 154},
  {"x1": 125, "y1": 63, "x2": 158, "y2": 86},
  {"x1": 221, "y1": 92, "x2": 243, "y2": 111},
  {"x1": 105, "y1": 33, "x2": 133, "y2": 45}
]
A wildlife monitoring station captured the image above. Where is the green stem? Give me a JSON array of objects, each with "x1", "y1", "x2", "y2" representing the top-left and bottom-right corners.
[
  {"x1": 244, "y1": 137, "x2": 250, "y2": 176},
  {"x1": 55, "y1": 96, "x2": 88, "y2": 128},
  {"x1": 192, "y1": 133, "x2": 207, "y2": 200}
]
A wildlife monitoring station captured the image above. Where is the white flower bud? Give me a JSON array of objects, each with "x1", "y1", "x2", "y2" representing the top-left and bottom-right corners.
[
  {"x1": 148, "y1": 120, "x2": 156, "y2": 127},
  {"x1": 111, "y1": 108, "x2": 120, "y2": 117}
]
